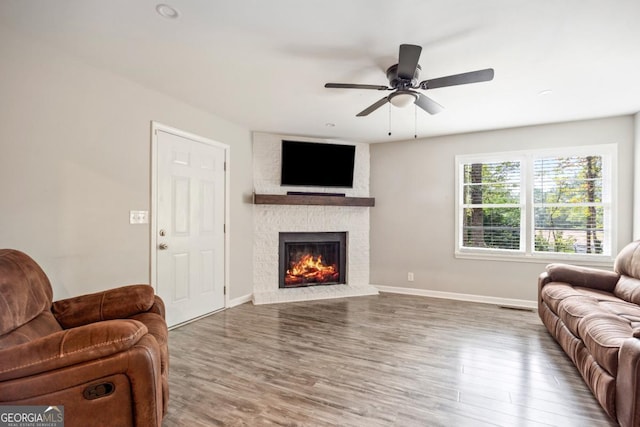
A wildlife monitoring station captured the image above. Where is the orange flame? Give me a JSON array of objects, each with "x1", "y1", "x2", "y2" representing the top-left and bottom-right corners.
[{"x1": 285, "y1": 254, "x2": 339, "y2": 285}]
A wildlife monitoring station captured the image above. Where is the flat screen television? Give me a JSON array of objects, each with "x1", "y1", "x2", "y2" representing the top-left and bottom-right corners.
[{"x1": 281, "y1": 140, "x2": 356, "y2": 188}]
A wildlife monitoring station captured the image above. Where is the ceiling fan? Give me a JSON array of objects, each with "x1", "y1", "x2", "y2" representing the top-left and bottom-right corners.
[{"x1": 324, "y1": 44, "x2": 494, "y2": 117}]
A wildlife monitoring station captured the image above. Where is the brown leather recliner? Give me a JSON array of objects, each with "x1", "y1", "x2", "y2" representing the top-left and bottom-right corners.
[{"x1": 0, "y1": 249, "x2": 169, "y2": 427}]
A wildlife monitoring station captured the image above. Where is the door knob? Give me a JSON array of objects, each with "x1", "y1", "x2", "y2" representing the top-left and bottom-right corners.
[{"x1": 159, "y1": 243, "x2": 168, "y2": 250}]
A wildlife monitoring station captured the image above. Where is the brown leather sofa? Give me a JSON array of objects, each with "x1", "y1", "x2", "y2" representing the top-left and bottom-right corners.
[
  {"x1": 0, "y1": 249, "x2": 169, "y2": 427},
  {"x1": 539, "y1": 239, "x2": 640, "y2": 427}
]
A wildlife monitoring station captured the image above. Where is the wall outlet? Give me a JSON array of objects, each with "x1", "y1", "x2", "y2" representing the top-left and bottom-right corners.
[
  {"x1": 129, "y1": 210, "x2": 149, "y2": 224},
  {"x1": 407, "y1": 272, "x2": 414, "y2": 282}
]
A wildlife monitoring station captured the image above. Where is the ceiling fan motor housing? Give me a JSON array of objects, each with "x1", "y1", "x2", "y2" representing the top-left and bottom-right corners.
[{"x1": 386, "y1": 64, "x2": 421, "y2": 89}]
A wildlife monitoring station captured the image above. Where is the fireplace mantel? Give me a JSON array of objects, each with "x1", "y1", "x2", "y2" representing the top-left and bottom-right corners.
[{"x1": 253, "y1": 193, "x2": 375, "y2": 207}]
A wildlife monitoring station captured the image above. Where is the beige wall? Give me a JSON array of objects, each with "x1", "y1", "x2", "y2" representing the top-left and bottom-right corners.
[
  {"x1": 0, "y1": 25, "x2": 254, "y2": 301},
  {"x1": 3, "y1": 21, "x2": 635, "y2": 306},
  {"x1": 370, "y1": 116, "x2": 635, "y2": 302}
]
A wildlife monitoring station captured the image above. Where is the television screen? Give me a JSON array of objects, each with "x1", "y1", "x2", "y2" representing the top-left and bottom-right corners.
[{"x1": 281, "y1": 140, "x2": 355, "y2": 188}]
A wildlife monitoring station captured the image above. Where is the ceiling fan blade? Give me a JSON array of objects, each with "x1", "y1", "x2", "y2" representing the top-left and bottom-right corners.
[
  {"x1": 325, "y1": 83, "x2": 389, "y2": 90},
  {"x1": 397, "y1": 44, "x2": 422, "y2": 80},
  {"x1": 356, "y1": 96, "x2": 389, "y2": 117},
  {"x1": 420, "y1": 68, "x2": 494, "y2": 90},
  {"x1": 415, "y1": 93, "x2": 444, "y2": 115}
]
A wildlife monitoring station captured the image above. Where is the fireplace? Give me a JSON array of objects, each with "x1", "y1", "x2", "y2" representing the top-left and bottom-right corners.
[{"x1": 279, "y1": 232, "x2": 347, "y2": 288}]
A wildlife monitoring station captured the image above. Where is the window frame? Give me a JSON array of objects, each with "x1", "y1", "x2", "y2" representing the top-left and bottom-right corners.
[{"x1": 455, "y1": 144, "x2": 617, "y2": 265}]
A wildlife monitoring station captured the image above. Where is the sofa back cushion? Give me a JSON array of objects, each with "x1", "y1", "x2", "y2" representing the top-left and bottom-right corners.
[
  {"x1": 0, "y1": 250, "x2": 59, "y2": 346},
  {"x1": 613, "y1": 240, "x2": 640, "y2": 304},
  {"x1": 615, "y1": 240, "x2": 640, "y2": 279},
  {"x1": 614, "y1": 276, "x2": 640, "y2": 305}
]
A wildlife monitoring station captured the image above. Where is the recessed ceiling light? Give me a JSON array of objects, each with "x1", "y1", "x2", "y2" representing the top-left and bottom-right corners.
[
  {"x1": 538, "y1": 89, "x2": 553, "y2": 96},
  {"x1": 325, "y1": 123, "x2": 336, "y2": 127},
  {"x1": 156, "y1": 4, "x2": 179, "y2": 19}
]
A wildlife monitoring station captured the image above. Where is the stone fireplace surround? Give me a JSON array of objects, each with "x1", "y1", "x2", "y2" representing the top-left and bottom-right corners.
[{"x1": 252, "y1": 132, "x2": 379, "y2": 304}]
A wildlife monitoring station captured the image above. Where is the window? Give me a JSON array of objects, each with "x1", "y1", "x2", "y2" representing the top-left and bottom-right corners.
[{"x1": 456, "y1": 144, "x2": 615, "y2": 261}]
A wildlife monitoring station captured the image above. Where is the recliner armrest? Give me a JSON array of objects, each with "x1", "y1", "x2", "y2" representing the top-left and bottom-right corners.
[
  {"x1": 0, "y1": 319, "x2": 147, "y2": 381},
  {"x1": 545, "y1": 263, "x2": 619, "y2": 292},
  {"x1": 52, "y1": 284, "x2": 156, "y2": 328}
]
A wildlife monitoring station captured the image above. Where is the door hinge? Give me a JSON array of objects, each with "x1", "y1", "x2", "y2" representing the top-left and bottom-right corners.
[
  {"x1": 223, "y1": 224, "x2": 226, "y2": 233},
  {"x1": 224, "y1": 161, "x2": 227, "y2": 171},
  {"x1": 223, "y1": 286, "x2": 226, "y2": 295}
]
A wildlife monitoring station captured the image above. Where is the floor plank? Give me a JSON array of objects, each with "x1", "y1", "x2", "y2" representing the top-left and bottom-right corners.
[{"x1": 162, "y1": 293, "x2": 617, "y2": 427}]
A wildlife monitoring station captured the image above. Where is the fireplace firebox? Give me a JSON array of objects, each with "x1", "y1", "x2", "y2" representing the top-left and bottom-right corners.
[{"x1": 279, "y1": 232, "x2": 347, "y2": 288}]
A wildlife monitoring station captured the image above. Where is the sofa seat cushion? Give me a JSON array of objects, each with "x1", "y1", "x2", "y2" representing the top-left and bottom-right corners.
[
  {"x1": 541, "y1": 283, "x2": 586, "y2": 313},
  {"x1": 557, "y1": 296, "x2": 605, "y2": 337},
  {"x1": 578, "y1": 313, "x2": 633, "y2": 377},
  {"x1": 599, "y1": 300, "x2": 640, "y2": 328},
  {"x1": 541, "y1": 283, "x2": 623, "y2": 314},
  {"x1": 574, "y1": 286, "x2": 626, "y2": 303}
]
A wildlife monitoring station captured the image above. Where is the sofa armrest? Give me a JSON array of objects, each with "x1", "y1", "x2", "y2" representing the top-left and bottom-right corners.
[
  {"x1": 545, "y1": 263, "x2": 619, "y2": 292},
  {"x1": 52, "y1": 284, "x2": 156, "y2": 328},
  {"x1": 0, "y1": 319, "x2": 147, "y2": 381},
  {"x1": 537, "y1": 271, "x2": 552, "y2": 312},
  {"x1": 617, "y1": 338, "x2": 640, "y2": 427},
  {"x1": 538, "y1": 271, "x2": 552, "y2": 291}
]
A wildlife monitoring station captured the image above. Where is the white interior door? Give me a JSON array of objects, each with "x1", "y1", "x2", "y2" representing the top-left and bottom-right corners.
[{"x1": 153, "y1": 126, "x2": 227, "y2": 327}]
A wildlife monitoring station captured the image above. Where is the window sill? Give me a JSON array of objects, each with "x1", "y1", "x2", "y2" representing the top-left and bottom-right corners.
[{"x1": 454, "y1": 250, "x2": 615, "y2": 268}]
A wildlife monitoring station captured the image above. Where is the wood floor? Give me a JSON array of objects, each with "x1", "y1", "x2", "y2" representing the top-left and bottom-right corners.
[{"x1": 162, "y1": 293, "x2": 617, "y2": 427}]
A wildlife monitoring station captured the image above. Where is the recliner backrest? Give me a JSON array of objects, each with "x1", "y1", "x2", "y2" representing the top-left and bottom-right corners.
[{"x1": 0, "y1": 249, "x2": 62, "y2": 349}]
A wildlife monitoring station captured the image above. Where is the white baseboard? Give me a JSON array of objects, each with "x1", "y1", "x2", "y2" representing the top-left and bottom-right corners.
[
  {"x1": 229, "y1": 293, "x2": 253, "y2": 308},
  {"x1": 252, "y1": 284, "x2": 379, "y2": 305},
  {"x1": 373, "y1": 285, "x2": 537, "y2": 310},
  {"x1": 227, "y1": 288, "x2": 537, "y2": 310}
]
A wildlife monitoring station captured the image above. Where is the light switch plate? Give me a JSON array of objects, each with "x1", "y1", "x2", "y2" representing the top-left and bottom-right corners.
[{"x1": 129, "y1": 210, "x2": 149, "y2": 224}]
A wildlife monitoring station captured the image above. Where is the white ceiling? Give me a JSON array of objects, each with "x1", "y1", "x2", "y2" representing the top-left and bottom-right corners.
[{"x1": 2, "y1": 0, "x2": 639, "y2": 143}]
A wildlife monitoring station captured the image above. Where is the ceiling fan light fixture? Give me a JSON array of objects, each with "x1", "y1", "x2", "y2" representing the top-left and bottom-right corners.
[
  {"x1": 156, "y1": 4, "x2": 179, "y2": 19},
  {"x1": 388, "y1": 91, "x2": 417, "y2": 108}
]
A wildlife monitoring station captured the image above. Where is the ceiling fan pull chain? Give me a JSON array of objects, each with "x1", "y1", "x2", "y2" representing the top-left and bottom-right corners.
[
  {"x1": 414, "y1": 104, "x2": 418, "y2": 139},
  {"x1": 388, "y1": 103, "x2": 392, "y2": 136}
]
